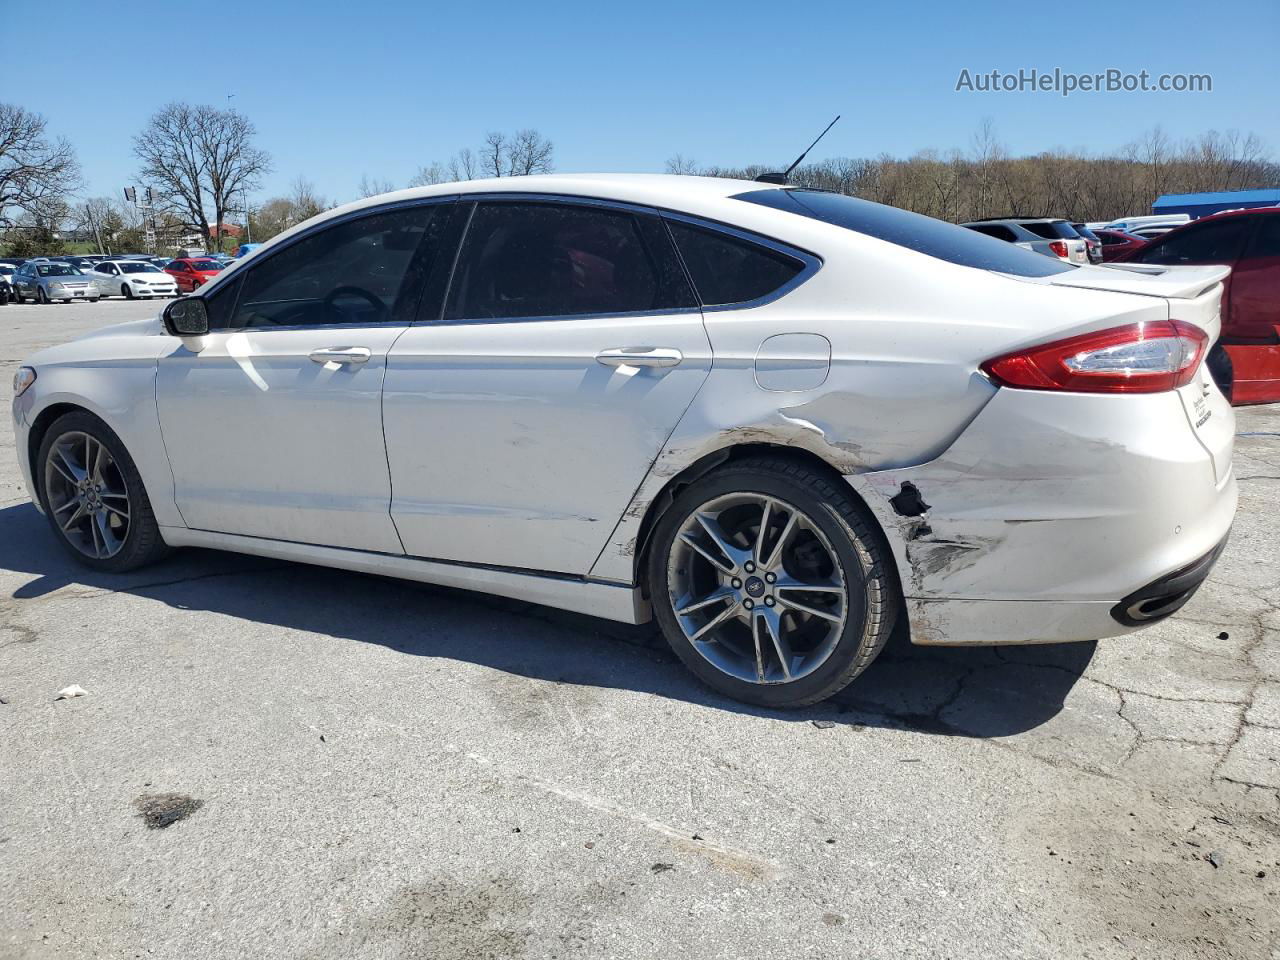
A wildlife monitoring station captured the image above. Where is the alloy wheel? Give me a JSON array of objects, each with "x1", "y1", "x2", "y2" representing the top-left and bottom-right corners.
[
  {"x1": 43, "y1": 431, "x2": 131, "y2": 560},
  {"x1": 666, "y1": 493, "x2": 853, "y2": 685}
]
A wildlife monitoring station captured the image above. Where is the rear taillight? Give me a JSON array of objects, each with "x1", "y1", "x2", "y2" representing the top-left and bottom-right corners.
[
  {"x1": 981, "y1": 320, "x2": 1208, "y2": 394},
  {"x1": 1048, "y1": 240, "x2": 1069, "y2": 259}
]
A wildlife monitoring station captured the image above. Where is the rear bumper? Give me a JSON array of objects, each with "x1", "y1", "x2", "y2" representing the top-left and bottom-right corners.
[{"x1": 845, "y1": 387, "x2": 1237, "y2": 645}]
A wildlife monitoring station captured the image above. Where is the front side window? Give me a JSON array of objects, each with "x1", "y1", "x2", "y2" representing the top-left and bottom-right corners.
[
  {"x1": 667, "y1": 221, "x2": 805, "y2": 307},
  {"x1": 226, "y1": 205, "x2": 439, "y2": 329},
  {"x1": 1136, "y1": 218, "x2": 1253, "y2": 265},
  {"x1": 446, "y1": 201, "x2": 685, "y2": 321}
]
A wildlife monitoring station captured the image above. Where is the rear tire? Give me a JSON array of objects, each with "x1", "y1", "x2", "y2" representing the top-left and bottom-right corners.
[
  {"x1": 647, "y1": 456, "x2": 899, "y2": 708},
  {"x1": 36, "y1": 411, "x2": 171, "y2": 573}
]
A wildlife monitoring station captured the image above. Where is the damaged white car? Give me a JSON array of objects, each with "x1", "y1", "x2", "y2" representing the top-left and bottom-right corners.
[{"x1": 11, "y1": 175, "x2": 1236, "y2": 707}]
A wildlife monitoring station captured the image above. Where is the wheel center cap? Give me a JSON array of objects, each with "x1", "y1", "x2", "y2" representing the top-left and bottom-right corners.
[{"x1": 744, "y1": 576, "x2": 766, "y2": 598}]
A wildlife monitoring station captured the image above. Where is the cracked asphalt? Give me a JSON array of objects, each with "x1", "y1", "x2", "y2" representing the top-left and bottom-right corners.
[{"x1": 1, "y1": 299, "x2": 1278, "y2": 959}]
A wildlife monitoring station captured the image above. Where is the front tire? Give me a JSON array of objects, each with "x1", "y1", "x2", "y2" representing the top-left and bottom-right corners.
[
  {"x1": 37, "y1": 411, "x2": 170, "y2": 572},
  {"x1": 122, "y1": 283, "x2": 135, "y2": 300},
  {"x1": 37, "y1": 288, "x2": 50, "y2": 304},
  {"x1": 647, "y1": 457, "x2": 899, "y2": 708}
]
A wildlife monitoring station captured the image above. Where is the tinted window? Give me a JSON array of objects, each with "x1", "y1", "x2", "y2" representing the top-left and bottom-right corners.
[
  {"x1": 1244, "y1": 216, "x2": 1280, "y2": 259},
  {"x1": 228, "y1": 205, "x2": 438, "y2": 329},
  {"x1": 1021, "y1": 221, "x2": 1078, "y2": 240},
  {"x1": 1136, "y1": 218, "x2": 1253, "y2": 265},
  {"x1": 667, "y1": 221, "x2": 804, "y2": 306},
  {"x1": 966, "y1": 224, "x2": 1018, "y2": 242},
  {"x1": 736, "y1": 189, "x2": 1074, "y2": 277},
  {"x1": 447, "y1": 202, "x2": 685, "y2": 321},
  {"x1": 203, "y1": 274, "x2": 243, "y2": 330}
]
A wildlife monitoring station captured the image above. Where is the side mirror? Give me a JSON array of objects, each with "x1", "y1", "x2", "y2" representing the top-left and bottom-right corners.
[{"x1": 163, "y1": 297, "x2": 209, "y2": 337}]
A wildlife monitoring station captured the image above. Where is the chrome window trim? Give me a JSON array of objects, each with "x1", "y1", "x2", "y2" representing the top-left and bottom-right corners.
[{"x1": 660, "y1": 210, "x2": 822, "y2": 312}]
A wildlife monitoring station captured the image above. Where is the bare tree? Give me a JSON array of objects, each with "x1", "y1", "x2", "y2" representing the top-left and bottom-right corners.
[
  {"x1": 0, "y1": 103, "x2": 81, "y2": 230},
  {"x1": 507, "y1": 129, "x2": 554, "y2": 176},
  {"x1": 290, "y1": 176, "x2": 327, "y2": 221},
  {"x1": 408, "y1": 162, "x2": 446, "y2": 187},
  {"x1": 250, "y1": 176, "x2": 330, "y2": 242},
  {"x1": 196, "y1": 107, "x2": 270, "y2": 250},
  {"x1": 447, "y1": 148, "x2": 478, "y2": 181},
  {"x1": 134, "y1": 103, "x2": 269, "y2": 252},
  {"x1": 481, "y1": 132, "x2": 508, "y2": 178},
  {"x1": 665, "y1": 154, "x2": 700, "y2": 175},
  {"x1": 357, "y1": 175, "x2": 396, "y2": 198},
  {"x1": 71, "y1": 196, "x2": 119, "y2": 252}
]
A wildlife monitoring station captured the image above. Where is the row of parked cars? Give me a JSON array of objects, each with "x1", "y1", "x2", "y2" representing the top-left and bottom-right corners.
[
  {"x1": 958, "y1": 214, "x2": 1191, "y2": 266},
  {"x1": 960, "y1": 208, "x2": 1280, "y2": 404},
  {"x1": 0, "y1": 253, "x2": 228, "y2": 305}
]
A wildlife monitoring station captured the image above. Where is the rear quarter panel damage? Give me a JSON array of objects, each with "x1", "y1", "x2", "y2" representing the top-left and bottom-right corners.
[{"x1": 590, "y1": 228, "x2": 1231, "y2": 621}]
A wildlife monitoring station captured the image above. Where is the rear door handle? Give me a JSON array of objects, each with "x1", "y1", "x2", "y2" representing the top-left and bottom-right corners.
[
  {"x1": 595, "y1": 347, "x2": 683, "y2": 368},
  {"x1": 309, "y1": 347, "x2": 372, "y2": 365}
]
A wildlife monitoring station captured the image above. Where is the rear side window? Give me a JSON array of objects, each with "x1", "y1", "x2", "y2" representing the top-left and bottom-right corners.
[
  {"x1": 228, "y1": 205, "x2": 439, "y2": 329},
  {"x1": 736, "y1": 189, "x2": 1074, "y2": 277},
  {"x1": 667, "y1": 221, "x2": 804, "y2": 306},
  {"x1": 1136, "y1": 217, "x2": 1253, "y2": 266},
  {"x1": 446, "y1": 202, "x2": 690, "y2": 321},
  {"x1": 1244, "y1": 216, "x2": 1280, "y2": 259}
]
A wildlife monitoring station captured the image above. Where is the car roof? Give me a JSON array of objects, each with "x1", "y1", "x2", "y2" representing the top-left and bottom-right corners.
[{"x1": 302, "y1": 173, "x2": 780, "y2": 226}]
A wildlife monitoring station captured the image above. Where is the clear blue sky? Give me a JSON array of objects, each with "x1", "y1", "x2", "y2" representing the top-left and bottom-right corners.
[{"x1": 7, "y1": 0, "x2": 1277, "y2": 206}]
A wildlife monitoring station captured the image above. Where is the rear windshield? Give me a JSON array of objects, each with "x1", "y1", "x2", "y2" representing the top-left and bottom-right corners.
[
  {"x1": 735, "y1": 189, "x2": 1074, "y2": 277},
  {"x1": 1022, "y1": 221, "x2": 1080, "y2": 240}
]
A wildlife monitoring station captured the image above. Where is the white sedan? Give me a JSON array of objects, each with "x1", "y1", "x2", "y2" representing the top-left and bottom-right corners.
[
  {"x1": 10, "y1": 174, "x2": 1236, "y2": 707},
  {"x1": 90, "y1": 259, "x2": 179, "y2": 299}
]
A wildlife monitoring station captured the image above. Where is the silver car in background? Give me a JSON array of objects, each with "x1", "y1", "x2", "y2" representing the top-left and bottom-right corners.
[
  {"x1": 960, "y1": 217, "x2": 1090, "y2": 264},
  {"x1": 11, "y1": 260, "x2": 102, "y2": 303}
]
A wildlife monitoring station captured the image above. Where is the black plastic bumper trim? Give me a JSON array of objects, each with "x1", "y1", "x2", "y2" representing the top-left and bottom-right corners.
[{"x1": 1110, "y1": 533, "x2": 1230, "y2": 627}]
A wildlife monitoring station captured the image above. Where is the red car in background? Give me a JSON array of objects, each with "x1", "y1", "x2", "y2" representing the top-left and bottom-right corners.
[
  {"x1": 1093, "y1": 228, "x2": 1147, "y2": 262},
  {"x1": 165, "y1": 257, "x2": 224, "y2": 293},
  {"x1": 1115, "y1": 208, "x2": 1280, "y2": 404}
]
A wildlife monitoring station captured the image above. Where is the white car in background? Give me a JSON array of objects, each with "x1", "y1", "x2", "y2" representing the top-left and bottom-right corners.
[
  {"x1": 10, "y1": 174, "x2": 1237, "y2": 707},
  {"x1": 90, "y1": 259, "x2": 179, "y2": 299}
]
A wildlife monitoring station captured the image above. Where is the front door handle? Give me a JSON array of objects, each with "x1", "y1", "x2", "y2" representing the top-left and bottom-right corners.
[
  {"x1": 595, "y1": 347, "x2": 683, "y2": 368},
  {"x1": 309, "y1": 347, "x2": 372, "y2": 365}
]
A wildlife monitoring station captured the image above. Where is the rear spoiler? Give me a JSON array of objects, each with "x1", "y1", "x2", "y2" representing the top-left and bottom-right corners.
[{"x1": 1046, "y1": 263, "x2": 1231, "y2": 301}]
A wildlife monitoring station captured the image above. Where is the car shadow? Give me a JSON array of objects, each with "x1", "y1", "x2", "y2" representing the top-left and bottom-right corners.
[{"x1": 1, "y1": 502, "x2": 1095, "y2": 737}]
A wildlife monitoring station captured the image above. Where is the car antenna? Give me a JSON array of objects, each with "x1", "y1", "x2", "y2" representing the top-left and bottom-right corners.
[{"x1": 754, "y1": 115, "x2": 841, "y2": 185}]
